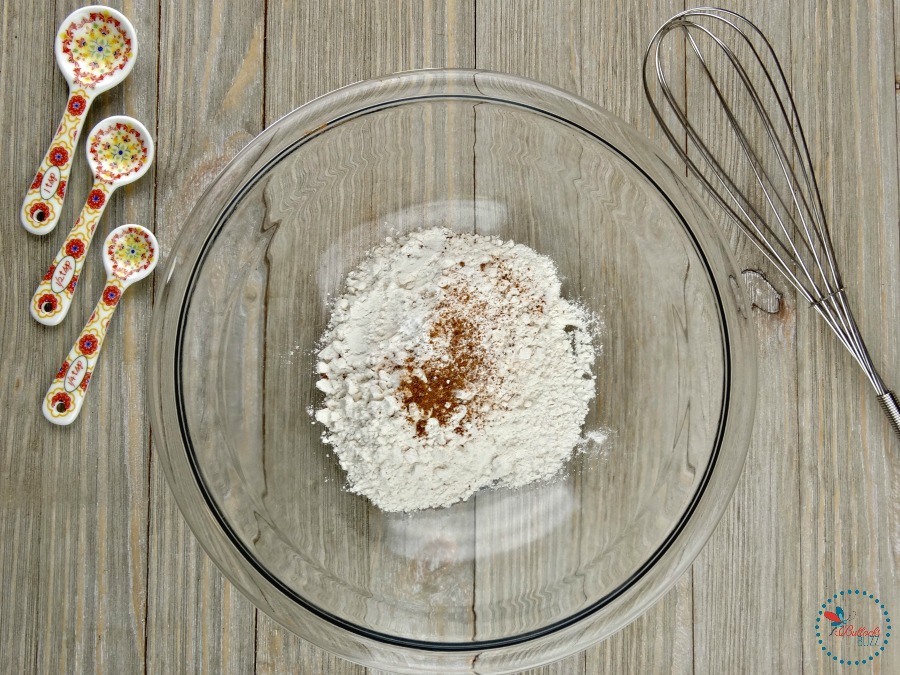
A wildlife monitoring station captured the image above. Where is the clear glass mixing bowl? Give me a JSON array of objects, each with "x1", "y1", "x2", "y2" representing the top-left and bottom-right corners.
[{"x1": 148, "y1": 69, "x2": 757, "y2": 674}]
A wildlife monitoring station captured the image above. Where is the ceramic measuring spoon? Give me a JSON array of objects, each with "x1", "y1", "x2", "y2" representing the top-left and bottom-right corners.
[
  {"x1": 43, "y1": 225, "x2": 158, "y2": 425},
  {"x1": 21, "y1": 6, "x2": 137, "y2": 234},
  {"x1": 31, "y1": 116, "x2": 153, "y2": 326}
]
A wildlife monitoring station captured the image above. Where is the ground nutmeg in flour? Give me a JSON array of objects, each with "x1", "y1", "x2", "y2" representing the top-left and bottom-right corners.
[{"x1": 314, "y1": 228, "x2": 597, "y2": 512}]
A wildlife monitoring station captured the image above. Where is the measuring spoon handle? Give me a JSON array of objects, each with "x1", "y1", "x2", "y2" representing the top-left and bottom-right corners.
[
  {"x1": 31, "y1": 183, "x2": 112, "y2": 325},
  {"x1": 43, "y1": 277, "x2": 125, "y2": 425},
  {"x1": 21, "y1": 89, "x2": 93, "y2": 235}
]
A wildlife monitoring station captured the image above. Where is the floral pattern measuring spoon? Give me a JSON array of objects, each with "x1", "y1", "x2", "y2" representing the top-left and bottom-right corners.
[
  {"x1": 43, "y1": 225, "x2": 158, "y2": 425},
  {"x1": 31, "y1": 115, "x2": 154, "y2": 326},
  {"x1": 21, "y1": 6, "x2": 137, "y2": 234}
]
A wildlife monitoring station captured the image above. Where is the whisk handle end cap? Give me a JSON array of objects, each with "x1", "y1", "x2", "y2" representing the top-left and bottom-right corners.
[{"x1": 877, "y1": 391, "x2": 900, "y2": 441}]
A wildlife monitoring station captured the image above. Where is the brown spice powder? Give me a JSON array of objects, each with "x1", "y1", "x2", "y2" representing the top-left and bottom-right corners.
[
  {"x1": 396, "y1": 257, "x2": 549, "y2": 437},
  {"x1": 398, "y1": 286, "x2": 493, "y2": 437}
]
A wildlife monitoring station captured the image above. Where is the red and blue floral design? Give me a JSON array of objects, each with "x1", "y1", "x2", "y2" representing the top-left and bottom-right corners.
[
  {"x1": 78, "y1": 333, "x2": 99, "y2": 356},
  {"x1": 67, "y1": 95, "x2": 87, "y2": 116},
  {"x1": 86, "y1": 188, "x2": 106, "y2": 210},
  {"x1": 108, "y1": 226, "x2": 156, "y2": 279},
  {"x1": 61, "y1": 11, "x2": 134, "y2": 90},
  {"x1": 89, "y1": 121, "x2": 150, "y2": 184},
  {"x1": 23, "y1": 9, "x2": 135, "y2": 235},
  {"x1": 48, "y1": 146, "x2": 69, "y2": 167},
  {"x1": 30, "y1": 182, "x2": 110, "y2": 324},
  {"x1": 101, "y1": 285, "x2": 121, "y2": 307},
  {"x1": 42, "y1": 225, "x2": 157, "y2": 425},
  {"x1": 65, "y1": 238, "x2": 86, "y2": 259},
  {"x1": 27, "y1": 201, "x2": 53, "y2": 225},
  {"x1": 49, "y1": 391, "x2": 73, "y2": 414},
  {"x1": 20, "y1": 89, "x2": 88, "y2": 233}
]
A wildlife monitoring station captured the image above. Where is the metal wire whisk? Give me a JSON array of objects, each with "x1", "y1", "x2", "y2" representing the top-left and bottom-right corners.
[{"x1": 643, "y1": 7, "x2": 900, "y2": 440}]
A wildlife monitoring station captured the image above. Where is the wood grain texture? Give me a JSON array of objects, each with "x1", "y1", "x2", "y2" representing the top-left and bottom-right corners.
[
  {"x1": 146, "y1": 0, "x2": 264, "y2": 672},
  {"x1": 676, "y1": 2, "x2": 805, "y2": 674},
  {"x1": 792, "y1": 1, "x2": 900, "y2": 673},
  {"x1": 264, "y1": 0, "x2": 476, "y2": 122},
  {"x1": 0, "y1": 1, "x2": 897, "y2": 674},
  {"x1": 0, "y1": 4, "x2": 67, "y2": 671},
  {"x1": 0, "y1": 0, "x2": 158, "y2": 672}
]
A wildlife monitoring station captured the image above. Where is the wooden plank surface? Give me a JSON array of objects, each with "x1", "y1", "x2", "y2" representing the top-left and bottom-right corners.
[
  {"x1": 145, "y1": 1, "x2": 264, "y2": 672},
  {"x1": 677, "y1": 3, "x2": 804, "y2": 674},
  {"x1": 792, "y1": 2, "x2": 900, "y2": 674},
  {"x1": 0, "y1": 1, "x2": 897, "y2": 674}
]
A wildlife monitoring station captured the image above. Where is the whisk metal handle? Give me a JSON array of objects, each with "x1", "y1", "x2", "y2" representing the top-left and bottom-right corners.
[{"x1": 877, "y1": 391, "x2": 900, "y2": 440}]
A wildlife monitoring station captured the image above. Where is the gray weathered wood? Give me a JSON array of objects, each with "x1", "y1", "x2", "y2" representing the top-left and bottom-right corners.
[
  {"x1": 677, "y1": 2, "x2": 804, "y2": 674},
  {"x1": 792, "y1": 1, "x2": 900, "y2": 673},
  {"x1": 0, "y1": 1, "x2": 898, "y2": 673},
  {"x1": 146, "y1": 1, "x2": 264, "y2": 672},
  {"x1": 0, "y1": 0, "x2": 158, "y2": 671}
]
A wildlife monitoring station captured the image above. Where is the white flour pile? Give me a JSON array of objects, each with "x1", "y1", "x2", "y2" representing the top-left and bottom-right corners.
[{"x1": 314, "y1": 228, "x2": 596, "y2": 512}]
